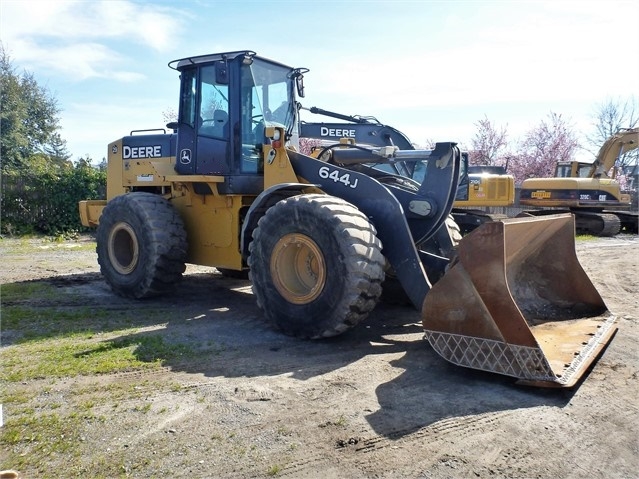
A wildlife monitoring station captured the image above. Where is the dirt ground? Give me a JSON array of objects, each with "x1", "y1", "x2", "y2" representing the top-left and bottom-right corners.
[{"x1": 1, "y1": 233, "x2": 638, "y2": 478}]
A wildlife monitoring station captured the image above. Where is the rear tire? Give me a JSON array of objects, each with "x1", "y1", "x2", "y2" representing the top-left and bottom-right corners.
[
  {"x1": 248, "y1": 194, "x2": 384, "y2": 339},
  {"x1": 96, "y1": 193, "x2": 187, "y2": 299}
]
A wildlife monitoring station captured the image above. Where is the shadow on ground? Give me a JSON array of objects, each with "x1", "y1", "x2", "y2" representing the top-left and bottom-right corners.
[{"x1": 4, "y1": 270, "x2": 575, "y2": 438}]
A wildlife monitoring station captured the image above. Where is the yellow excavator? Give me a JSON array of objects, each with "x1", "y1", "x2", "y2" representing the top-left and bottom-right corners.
[
  {"x1": 79, "y1": 50, "x2": 617, "y2": 387},
  {"x1": 520, "y1": 128, "x2": 639, "y2": 235}
]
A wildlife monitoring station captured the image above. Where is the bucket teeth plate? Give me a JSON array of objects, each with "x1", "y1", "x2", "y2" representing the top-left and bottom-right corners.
[
  {"x1": 425, "y1": 312, "x2": 616, "y2": 387},
  {"x1": 422, "y1": 214, "x2": 618, "y2": 387}
]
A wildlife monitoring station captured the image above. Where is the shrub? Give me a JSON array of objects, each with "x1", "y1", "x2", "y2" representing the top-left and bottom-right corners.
[{"x1": 1, "y1": 163, "x2": 106, "y2": 236}]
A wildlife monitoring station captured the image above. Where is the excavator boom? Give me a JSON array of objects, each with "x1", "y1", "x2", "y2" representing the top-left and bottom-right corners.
[{"x1": 589, "y1": 127, "x2": 639, "y2": 178}]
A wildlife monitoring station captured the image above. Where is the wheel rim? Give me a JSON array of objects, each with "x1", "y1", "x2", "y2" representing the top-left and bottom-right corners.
[
  {"x1": 108, "y1": 222, "x2": 140, "y2": 275},
  {"x1": 270, "y1": 233, "x2": 326, "y2": 304}
]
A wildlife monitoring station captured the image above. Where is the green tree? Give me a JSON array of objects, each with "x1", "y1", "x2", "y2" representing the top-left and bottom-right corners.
[
  {"x1": 43, "y1": 132, "x2": 72, "y2": 165},
  {"x1": 1, "y1": 44, "x2": 63, "y2": 170}
]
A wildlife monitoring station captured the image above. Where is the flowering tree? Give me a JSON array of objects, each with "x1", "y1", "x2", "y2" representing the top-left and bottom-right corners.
[
  {"x1": 298, "y1": 137, "x2": 323, "y2": 156},
  {"x1": 469, "y1": 116, "x2": 509, "y2": 167},
  {"x1": 508, "y1": 112, "x2": 580, "y2": 184}
]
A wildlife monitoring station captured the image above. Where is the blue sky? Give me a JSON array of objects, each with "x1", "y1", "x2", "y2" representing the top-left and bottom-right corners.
[{"x1": 1, "y1": 0, "x2": 638, "y2": 163}]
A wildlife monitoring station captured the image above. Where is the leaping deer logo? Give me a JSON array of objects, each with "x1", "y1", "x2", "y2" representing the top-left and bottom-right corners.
[{"x1": 180, "y1": 149, "x2": 192, "y2": 164}]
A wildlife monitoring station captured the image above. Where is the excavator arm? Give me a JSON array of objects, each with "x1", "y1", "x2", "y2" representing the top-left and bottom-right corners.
[{"x1": 589, "y1": 127, "x2": 639, "y2": 178}]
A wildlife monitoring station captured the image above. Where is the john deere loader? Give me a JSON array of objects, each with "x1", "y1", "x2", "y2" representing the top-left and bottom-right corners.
[{"x1": 79, "y1": 50, "x2": 617, "y2": 387}]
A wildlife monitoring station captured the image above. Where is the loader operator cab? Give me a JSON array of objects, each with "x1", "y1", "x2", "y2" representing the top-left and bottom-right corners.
[{"x1": 170, "y1": 51, "x2": 302, "y2": 192}]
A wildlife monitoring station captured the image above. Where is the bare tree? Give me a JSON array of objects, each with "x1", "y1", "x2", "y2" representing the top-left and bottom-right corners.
[
  {"x1": 162, "y1": 107, "x2": 178, "y2": 125},
  {"x1": 588, "y1": 96, "x2": 638, "y2": 147},
  {"x1": 587, "y1": 97, "x2": 638, "y2": 184},
  {"x1": 469, "y1": 116, "x2": 509, "y2": 167},
  {"x1": 509, "y1": 112, "x2": 580, "y2": 184}
]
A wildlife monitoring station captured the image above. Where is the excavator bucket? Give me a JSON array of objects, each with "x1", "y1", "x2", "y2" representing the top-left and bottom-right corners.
[{"x1": 422, "y1": 213, "x2": 617, "y2": 387}]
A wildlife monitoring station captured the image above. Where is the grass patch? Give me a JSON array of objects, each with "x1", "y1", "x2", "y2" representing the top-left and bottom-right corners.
[
  {"x1": 1, "y1": 280, "x2": 210, "y2": 382},
  {"x1": 0, "y1": 331, "x2": 197, "y2": 382},
  {"x1": 1, "y1": 281, "x2": 176, "y2": 343},
  {"x1": 2, "y1": 305, "x2": 115, "y2": 341},
  {"x1": 576, "y1": 233, "x2": 598, "y2": 241},
  {"x1": 267, "y1": 464, "x2": 283, "y2": 476},
  {"x1": 1, "y1": 282, "x2": 59, "y2": 302},
  {"x1": 1, "y1": 410, "x2": 87, "y2": 472},
  {"x1": 0, "y1": 234, "x2": 96, "y2": 255}
]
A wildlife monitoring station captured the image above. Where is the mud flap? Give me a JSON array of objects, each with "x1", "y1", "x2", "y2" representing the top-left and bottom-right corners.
[{"x1": 421, "y1": 214, "x2": 617, "y2": 387}]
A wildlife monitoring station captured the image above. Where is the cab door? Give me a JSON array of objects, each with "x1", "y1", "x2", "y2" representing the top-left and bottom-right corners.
[
  {"x1": 195, "y1": 63, "x2": 230, "y2": 175},
  {"x1": 175, "y1": 63, "x2": 230, "y2": 175}
]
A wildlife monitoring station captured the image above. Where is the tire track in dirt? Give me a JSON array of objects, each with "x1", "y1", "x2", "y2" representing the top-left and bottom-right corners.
[{"x1": 270, "y1": 411, "x2": 515, "y2": 477}]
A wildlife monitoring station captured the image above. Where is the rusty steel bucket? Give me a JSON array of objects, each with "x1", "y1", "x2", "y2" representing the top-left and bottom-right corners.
[{"x1": 422, "y1": 214, "x2": 617, "y2": 387}]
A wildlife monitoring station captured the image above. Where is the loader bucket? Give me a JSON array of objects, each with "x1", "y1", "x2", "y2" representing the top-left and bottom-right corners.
[{"x1": 422, "y1": 213, "x2": 617, "y2": 387}]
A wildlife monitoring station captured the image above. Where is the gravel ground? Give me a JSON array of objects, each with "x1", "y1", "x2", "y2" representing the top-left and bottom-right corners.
[{"x1": 1, "y1": 233, "x2": 638, "y2": 478}]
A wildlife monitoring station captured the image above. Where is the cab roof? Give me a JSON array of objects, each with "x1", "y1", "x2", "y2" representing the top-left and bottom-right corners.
[{"x1": 168, "y1": 50, "x2": 294, "y2": 71}]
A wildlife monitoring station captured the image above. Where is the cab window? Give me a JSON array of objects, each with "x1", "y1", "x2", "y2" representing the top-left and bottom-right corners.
[
  {"x1": 198, "y1": 65, "x2": 229, "y2": 139},
  {"x1": 179, "y1": 69, "x2": 197, "y2": 127}
]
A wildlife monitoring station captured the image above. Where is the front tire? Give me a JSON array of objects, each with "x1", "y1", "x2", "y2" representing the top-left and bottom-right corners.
[
  {"x1": 380, "y1": 214, "x2": 461, "y2": 304},
  {"x1": 248, "y1": 194, "x2": 385, "y2": 339},
  {"x1": 96, "y1": 193, "x2": 187, "y2": 299}
]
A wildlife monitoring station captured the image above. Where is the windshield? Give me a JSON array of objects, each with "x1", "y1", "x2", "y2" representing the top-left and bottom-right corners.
[{"x1": 241, "y1": 59, "x2": 297, "y2": 142}]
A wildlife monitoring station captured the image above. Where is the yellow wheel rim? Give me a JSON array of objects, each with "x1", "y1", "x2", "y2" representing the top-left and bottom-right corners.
[
  {"x1": 270, "y1": 233, "x2": 326, "y2": 304},
  {"x1": 108, "y1": 222, "x2": 139, "y2": 275}
]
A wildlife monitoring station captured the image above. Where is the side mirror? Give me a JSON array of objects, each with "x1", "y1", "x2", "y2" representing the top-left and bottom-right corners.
[
  {"x1": 292, "y1": 68, "x2": 309, "y2": 98},
  {"x1": 215, "y1": 62, "x2": 228, "y2": 84}
]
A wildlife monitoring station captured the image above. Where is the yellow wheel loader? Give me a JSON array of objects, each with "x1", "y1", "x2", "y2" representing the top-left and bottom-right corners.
[
  {"x1": 520, "y1": 128, "x2": 639, "y2": 235},
  {"x1": 79, "y1": 50, "x2": 617, "y2": 387}
]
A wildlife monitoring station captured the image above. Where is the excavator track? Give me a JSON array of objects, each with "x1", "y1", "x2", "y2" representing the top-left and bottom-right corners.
[
  {"x1": 574, "y1": 211, "x2": 621, "y2": 237},
  {"x1": 605, "y1": 210, "x2": 639, "y2": 234}
]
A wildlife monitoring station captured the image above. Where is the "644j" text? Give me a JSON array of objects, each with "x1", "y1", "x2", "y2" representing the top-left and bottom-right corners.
[{"x1": 318, "y1": 166, "x2": 359, "y2": 189}]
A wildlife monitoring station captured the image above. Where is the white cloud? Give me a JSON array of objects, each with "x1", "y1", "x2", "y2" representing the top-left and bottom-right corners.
[
  {"x1": 60, "y1": 100, "x2": 170, "y2": 160},
  {"x1": 303, "y1": 0, "x2": 638, "y2": 112},
  {"x1": 7, "y1": 38, "x2": 145, "y2": 81},
  {"x1": 2, "y1": 0, "x2": 182, "y2": 49},
  {"x1": 0, "y1": 0, "x2": 185, "y2": 80}
]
